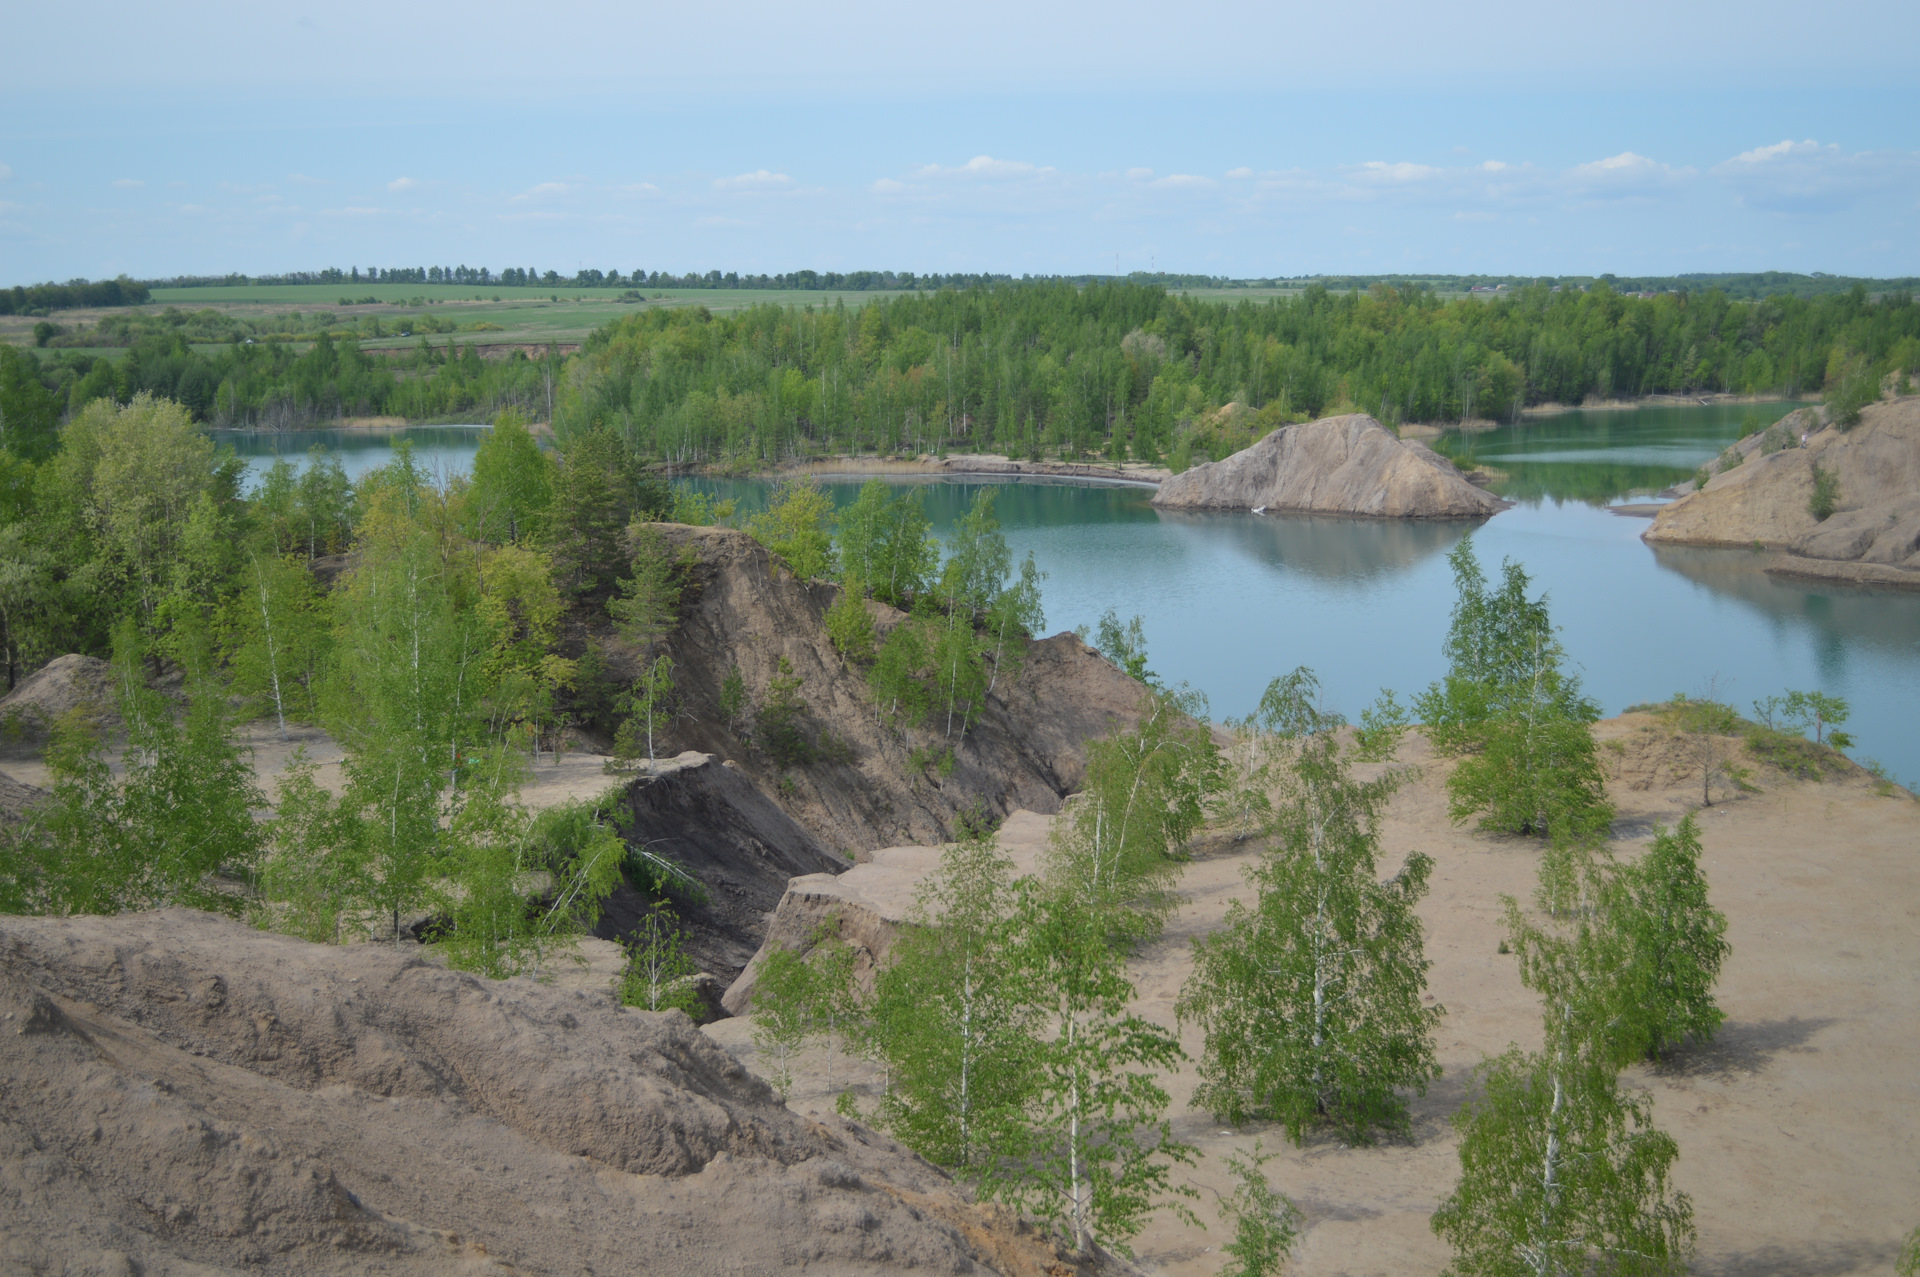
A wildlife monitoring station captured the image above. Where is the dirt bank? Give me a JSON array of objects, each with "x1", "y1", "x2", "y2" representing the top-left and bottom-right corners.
[
  {"x1": 1645, "y1": 396, "x2": 1920, "y2": 591},
  {"x1": 1151, "y1": 414, "x2": 1509, "y2": 519},
  {"x1": 708, "y1": 716, "x2": 1920, "y2": 1275},
  {"x1": 0, "y1": 909, "x2": 1084, "y2": 1276}
]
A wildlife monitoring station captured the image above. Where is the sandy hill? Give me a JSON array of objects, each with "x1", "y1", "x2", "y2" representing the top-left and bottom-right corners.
[
  {"x1": 0, "y1": 908, "x2": 1090, "y2": 1277},
  {"x1": 705, "y1": 716, "x2": 1920, "y2": 1276},
  {"x1": 1645, "y1": 395, "x2": 1920, "y2": 589},
  {"x1": 1151, "y1": 414, "x2": 1508, "y2": 519}
]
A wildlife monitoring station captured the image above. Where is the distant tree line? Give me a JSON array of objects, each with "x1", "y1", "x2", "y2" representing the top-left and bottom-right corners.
[
  {"x1": 1, "y1": 277, "x2": 151, "y2": 316},
  {"x1": 8, "y1": 278, "x2": 1918, "y2": 455}
]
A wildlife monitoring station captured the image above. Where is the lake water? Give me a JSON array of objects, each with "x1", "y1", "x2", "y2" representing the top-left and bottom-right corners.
[{"x1": 218, "y1": 408, "x2": 1920, "y2": 786}]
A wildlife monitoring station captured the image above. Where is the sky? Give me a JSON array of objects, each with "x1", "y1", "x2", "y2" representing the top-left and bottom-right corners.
[{"x1": 4, "y1": 0, "x2": 1918, "y2": 283}]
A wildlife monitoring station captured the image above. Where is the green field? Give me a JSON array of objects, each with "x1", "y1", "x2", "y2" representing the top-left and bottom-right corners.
[{"x1": 4, "y1": 286, "x2": 909, "y2": 353}]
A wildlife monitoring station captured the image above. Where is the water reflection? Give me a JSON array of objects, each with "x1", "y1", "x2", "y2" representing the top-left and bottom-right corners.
[
  {"x1": 1433, "y1": 402, "x2": 1809, "y2": 505},
  {"x1": 1154, "y1": 510, "x2": 1478, "y2": 584},
  {"x1": 216, "y1": 426, "x2": 488, "y2": 484},
  {"x1": 1651, "y1": 544, "x2": 1920, "y2": 660}
]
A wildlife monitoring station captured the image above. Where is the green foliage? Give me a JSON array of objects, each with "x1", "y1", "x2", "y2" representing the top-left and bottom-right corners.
[
  {"x1": 1416, "y1": 540, "x2": 1612, "y2": 845},
  {"x1": 978, "y1": 880, "x2": 1198, "y2": 1257},
  {"x1": 1217, "y1": 1142, "x2": 1300, "y2": 1277},
  {"x1": 668, "y1": 485, "x2": 735, "y2": 526},
  {"x1": 1432, "y1": 1047, "x2": 1694, "y2": 1277},
  {"x1": 1807, "y1": 463, "x2": 1841, "y2": 520},
  {"x1": 1823, "y1": 352, "x2": 1881, "y2": 429},
  {"x1": 1046, "y1": 684, "x2": 1221, "y2": 942},
  {"x1": 1899, "y1": 1225, "x2": 1920, "y2": 1277},
  {"x1": 1609, "y1": 816, "x2": 1729, "y2": 1060},
  {"x1": 869, "y1": 616, "x2": 934, "y2": 728},
  {"x1": 835, "y1": 479, "x2": 937, "y2": 605},
  {"x1": 467, "y1": 409, "x2": 554, "y2": 544},
  {"x1": 718, "y1": 664, "x2": 748, "y2": 728},
  {"x1": 223, "y1": 552, "x2": 331, "y2": 733},
  {"x1": 549, "y1": 426, "x2": 636, "y2": 594},
  {"x1": 6, "y1": 637, "x2": 265, "y2": 917},
  {"x1": 825, "y1": 575, "x2": 876, "y2": 663},
  {"x1": 618, "y1": 908, "x2": 703, "y2": 1016},
  {"x1": 607, "y1": 524, "x2": 683, "y2": 651},
  {"x1": 872, "y1": 832, "x2": 1036, "y2": 1170},
  {"x1": 1181, "y1": 670, "x2": 1441, "y2": 1144},
  {"x1": 750, "y1": 916, "x2": 862, "y2": 1094},
  {"x1": 746, "y1": 476, "x2": 836, "y2": 580},
  {"x1": 610, "y1": 654, "x2": 676, "y2": 770},
  {"x1": 757, "y1": 655, "x2": 813, "y2": 766},
  {"x1": 434, "y1": 753, "x2": 626, "y2": 978},
  {"x1": 255, "y1": 750, "x2": 366, "y2": 943},
  {"x1": 1089, "y1": 609, "x2": 1155, "y2": 683}
]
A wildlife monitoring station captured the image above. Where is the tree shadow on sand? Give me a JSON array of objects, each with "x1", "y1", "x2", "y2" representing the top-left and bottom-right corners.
[
  {"x1": 1692, "y1": 1238, "x2": 1899, "y2": 1277},
  {"x1": 1652, "y1": 1016, "x2": 1835, "y2": 1079}
]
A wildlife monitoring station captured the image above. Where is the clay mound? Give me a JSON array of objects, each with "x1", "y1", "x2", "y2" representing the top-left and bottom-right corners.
[
  {"x1": 638, "y1": 524, "x2": 1158, "y2": 855},
  {"x1": 1646, "y1": 397, "x2": 1920, "y2": 589},
  {"x1": 0, "y1": 909, "x2": 1076, "y2": 1276},
  {"x1": 0, "y1": 768, "x2": 47, "y2": 821},
  {"x1": 0, "y1": 654, "x2": 118, "y2": 749},
  {"x1": 721, "y1": 809, "x2": 1056, "y2": 1015},
  {"x1": 1150, "y1": 413, "x2": 1509, "y2": 518}
]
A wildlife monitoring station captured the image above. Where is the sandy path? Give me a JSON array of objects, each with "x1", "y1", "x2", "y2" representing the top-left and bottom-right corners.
[{"x1": 709, "y1": 732, "x2": 1920, "y2": 1275}]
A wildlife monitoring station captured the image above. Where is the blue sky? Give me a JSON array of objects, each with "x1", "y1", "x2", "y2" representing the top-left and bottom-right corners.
[{"x1": 4, "y1": 0, "x2": 1917, "y2": 282}]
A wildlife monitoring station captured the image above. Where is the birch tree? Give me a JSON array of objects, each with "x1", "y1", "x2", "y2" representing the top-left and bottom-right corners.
[
  {"x1": 1610, "y1": 815, "x2": 1729, "y2": 1061},
  {"x1": 1179, "y1": 669, "x2": 1441, "y2": 1143},
  {"x1": 981, "y1": 881, "x2": 1197, "y2": 1257},
  {"x1": 1433, "y1": 856, "x2": 1695, "y2": 1277},
  {"x1": 872, "y1": 831, "x2": 1036, "y2": 1170}
]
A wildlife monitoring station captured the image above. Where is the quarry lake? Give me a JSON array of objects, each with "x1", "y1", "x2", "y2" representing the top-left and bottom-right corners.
[{"x1": 222, "y1": 403, "x2": 1920, "y2": 786}]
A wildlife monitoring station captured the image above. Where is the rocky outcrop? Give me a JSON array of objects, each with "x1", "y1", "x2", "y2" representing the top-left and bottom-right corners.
[
  {"x1": 0, "y1": 653, "x2": 117, "y2": 754},
  {"x1": 634, "y1": 524, "x2": 1159, "y2": 856},
  {"x1": 720, "y1": 810, "x2": 1055, "y2": 1016},
  {"x1": 0, "y1": 909, "x2": 1075, "y2": 1276},
  {"x1": 1646, "y1": 398, "x2": 1920, "y2": 591},
  {"x1": 1150, "y1": 413, "x2": 1509, "y2": 518},
  {"x1": 591, "y1": 751, "x2": 846, "y2": 982},
  {"x1": 0, "y1": 768, "x2": 46, "y2": 821}
]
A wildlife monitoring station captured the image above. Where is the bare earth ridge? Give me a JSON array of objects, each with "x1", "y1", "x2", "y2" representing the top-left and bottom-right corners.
[{"x1": 1150, "y1": 414, "x2": 1509, "y2": 519}]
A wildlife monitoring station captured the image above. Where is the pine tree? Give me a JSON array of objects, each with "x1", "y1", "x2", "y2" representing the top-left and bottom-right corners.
[{"x1": 1179, "y1": 669, "x2": 1441, "y2": 1143}]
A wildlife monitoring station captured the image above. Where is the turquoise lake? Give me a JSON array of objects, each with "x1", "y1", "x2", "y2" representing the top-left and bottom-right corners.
[{"x1": 219, "y1": 404, "x2": 1920, "y2": 787}]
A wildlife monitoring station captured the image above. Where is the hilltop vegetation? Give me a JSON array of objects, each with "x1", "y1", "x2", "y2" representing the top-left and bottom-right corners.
[{"x1": 3, "y1": 278, "x2": 1918, "y2": 465}]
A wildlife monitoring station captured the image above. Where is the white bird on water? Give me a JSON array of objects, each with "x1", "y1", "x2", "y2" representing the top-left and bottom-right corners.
[{"x1": 1251, "y1": 505, "x2": 1267, "y2": 515}]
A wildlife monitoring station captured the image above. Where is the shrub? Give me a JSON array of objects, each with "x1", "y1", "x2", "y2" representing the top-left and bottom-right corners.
[{"x1": 1808, "y1": 464, "x2": 1840, "y2": 521}]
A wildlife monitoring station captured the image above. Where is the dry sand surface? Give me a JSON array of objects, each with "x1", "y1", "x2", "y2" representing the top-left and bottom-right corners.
[{"x1": 708, "y1": 723, "x2": 1920, "y2": 1275}]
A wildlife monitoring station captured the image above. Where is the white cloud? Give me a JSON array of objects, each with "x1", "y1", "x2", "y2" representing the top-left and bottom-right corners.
[
  {"x1": 1566, "y1": 151, "x2": 1691, "y2": 198},
  {"x1": 1711, "y1": 138, "x2": 1920, "y2": 212},
  {"x1": 696, "y1": 215, "x2": 751, "y2": 227},
  {"x1": 871, "y1": 177, "x2": 908, "y2": 193},
  {"x1": 1225, "y1": 166, "x2": 1253, "y2": 179},
  {"x1": 387, "y1": 176, "x2": 418, "y2": 191},
  {"x1": 1357, "y1": 161, "x2": 1441, "y2": 183},
  {"x1": 914, "y1": 155, "x2": 1053, "y2": 180},
  {"x1": 511, "y1": 181, "x2": 571, "y2": 201},
  {"x1": 1125, "y1": 167, "x2": 1154, "y2": 180},
  {"x1": 112, "y1": 178, "x2": 144, "y2": 188},
  {"x1": 714, "y1": 169, "x2": 791, "y2": 189},
  {"x1": 1152, "y1": 173, "x2": 1214, "y2": 189},
  {"x1": 1480, "y1": 160, "x2": 1507, "y2": 172}
]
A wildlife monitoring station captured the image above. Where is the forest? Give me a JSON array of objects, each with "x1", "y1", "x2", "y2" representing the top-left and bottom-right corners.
[{"x1": 5, "y1": 279, "x2": 1919, "y2": 469}]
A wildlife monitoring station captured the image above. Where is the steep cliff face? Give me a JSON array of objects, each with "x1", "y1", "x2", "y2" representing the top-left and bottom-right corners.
[
  {"x1": 0, "y1": 909, "x2": 1076, "y2": 1276},
  {"x1": 1150, "y1": 413, "x2": 1509, "y2": 518},
  {"x1": 1644, "y1": 397, "x2": 1920, "y2": 588},
  {"x1": 615, "y1": 524, "x2": 1157, "y2": 856}
]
